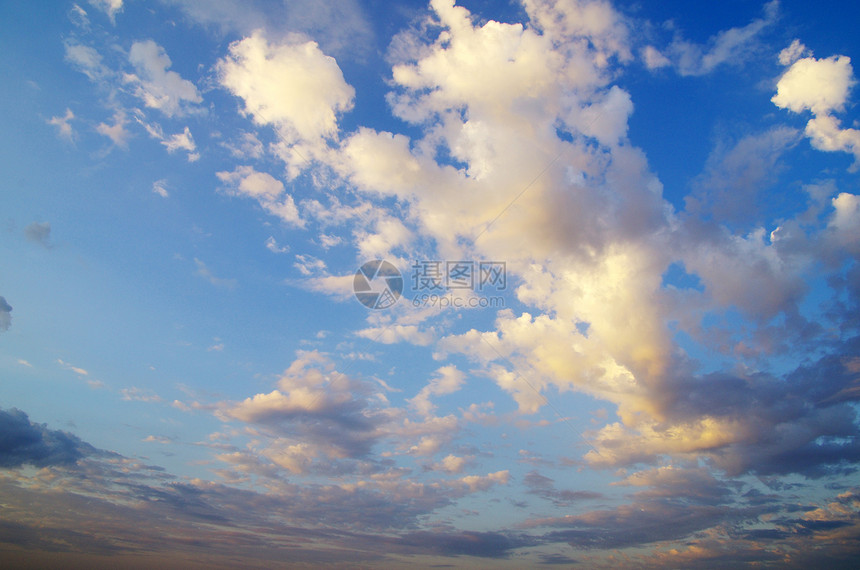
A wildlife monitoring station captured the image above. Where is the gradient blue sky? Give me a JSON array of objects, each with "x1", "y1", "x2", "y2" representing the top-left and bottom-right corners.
[{"x1": 2, "y1": 0, "x2": 860, "y2": 567}]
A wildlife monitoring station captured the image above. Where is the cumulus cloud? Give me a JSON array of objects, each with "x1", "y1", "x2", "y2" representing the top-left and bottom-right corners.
[
  {"x1": 217, "y1": 31, "x2": 354, "y2": 177},
  {"x1": 584, "y1": 339, "x2": 860, "y2": 477},
  {"x1": 773, "y1": 48, "x2": 860, "y2": 168},
  {"x1": 125, "y1": 40, "x2": 202, "y2": 117},
  {"x1": 218, "y1": 351, "x2": 395, "y2": 465}
]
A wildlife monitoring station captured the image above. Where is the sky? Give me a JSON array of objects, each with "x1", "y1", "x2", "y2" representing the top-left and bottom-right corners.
[{"x1": 1, "y1": 0, "x2": 860, "y2": 567}]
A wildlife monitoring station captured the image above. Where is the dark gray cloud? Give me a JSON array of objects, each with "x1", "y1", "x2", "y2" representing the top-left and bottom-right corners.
[
  {"x1": 667, "y1": 336, "x2": 860, "y2": 478},
  {"x1": 23, "y1": 221, "x2": 51, "y2": 247},
  {"x1": 387, "y1": 530, "x2": 536, "y2": 559},
  {"x1": 0, "y1": 296, "x2": 10, "y2": 332},
  {"x1": 524, "y1": 470, "x2": 603, "y2": 505},
  {"x1": 541, "y1": 502, "x2": 743, "y2": 550},
  {"x1": 0, "y1": 408, "x2": 97, "y2": 468}
]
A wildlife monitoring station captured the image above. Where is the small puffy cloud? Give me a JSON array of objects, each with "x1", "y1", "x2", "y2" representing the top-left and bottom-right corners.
[
  {"x1": 641, "y1": 45, "x2": 670, "y2": 70},
  {"x1": 433, "y1": 454, "x2": 468, "y2": 473},
  {"x1": 772, "y1": 54, "x2": 855, "y2": 115},
  {"x1": 0, "y1": 407, "x2": 95, "y2": 467},
  {"x1": 161, "y1": 126, "x2": 199, "y2": 161},
  {"x1": 216, "y1": 166, "x2": 303, "y2": 227},
  {"x1": 773, "y1": 50, "x2": 860, "y2": 167},
  {"x1": 217, "y1": 31, "x2": 354, "y2": 175},
  {"x1": 804, "y1": 115, "x2": 860, "y2": 168},
  {"x1": 47, "y1": 108, "x2": 75, "y2": 140},
  {"x1": 218, "y1": 32, "x2": 354, "y2": 139},
  {"x1": 778, "y1": 39, "x2": 810, "y2": 66},
  {"x1": 24, "y1": 222, "x2": 51, "y2": 247},
  {"x1": 265, "y1": 236, "x2": 289, "y2": 253},
  {"x1": 126, "y1": 40, "x2": 202, "y2": 117},
  {"x1": 0, "y1": 296, "x2": 11, "y2": 332},
  {"x1": 96, "y1": 111, "x2": 130, "y2": 148},
  {"x1": 152, "y1": 179, "x2": 169, "y2": 198},
  {"x1": 409, "y1": 365, "x2": 466, "y2": 417}
]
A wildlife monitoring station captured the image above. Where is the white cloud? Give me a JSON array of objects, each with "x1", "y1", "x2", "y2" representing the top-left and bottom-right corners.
[
  {"x1": 216, "y1": 166, "x2": 303, "y2": 227},
  {"x1": 773, "y1": 51, "x2": 860, "y2": 168},
  {"x1": 64, "y1": 42, "x2": 105, "y2": 80},
  {"x1": 641, "y1": 45, "x2": 670, "y2": 70},
  {"x1": 804, "y1": 115, "x2": 860, "y2": 167},
  {"x1": 778, "y1": 39, "x2": 810, "y2": 66},
  {"x1": 47, "y1": 108, "x2": 75, "y2": 140},
  {"x1": 96, "y1": 111, "x2": 130, "y2": 148},
  {"x1": 772, "y1": 54, "x2": 855, "y2": 115},
  {"x1": 357, "y1": 325, "x2": 436, "y2": 346},
  {"x1": 125, "y1": 40, "x2": 202, "y2": 117},
  {"x1": 433, "y1": 454, "x2": 469, "y2": 473},
  {"x1": 161, "y1": 126, "x2": 198, "y2": 161},
  {"x1": 57, "y1": 358, "x2": 89, "y2": 376},
  {"x1": 217, "y1": 31, "x2": 354, "y2": 177},
  {"x1": 152, "y1": 179, "x2": 169, "y2": 198},
  {"x1": 88, "y1": 0, "x2": 122, "y2": 23},
  {"x1": 409, "y1": 365, "x2": 466, "y2": 417},
  {"x1": 265, "y1": 236, "x2": 289, "y2": 254},
  {"x1": 293, "y1": 254, "x2": 326, "y2": 276}
]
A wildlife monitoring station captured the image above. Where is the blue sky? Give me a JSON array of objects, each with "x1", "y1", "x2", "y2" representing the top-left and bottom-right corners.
[{"x1": 2, "y1": 0, "x2": 860, "y2": 567}]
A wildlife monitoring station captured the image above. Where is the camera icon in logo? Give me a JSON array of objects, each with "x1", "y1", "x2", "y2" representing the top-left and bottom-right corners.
[{"x1": 353, "y1": 260, "x2": 403, "y2": 310}]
